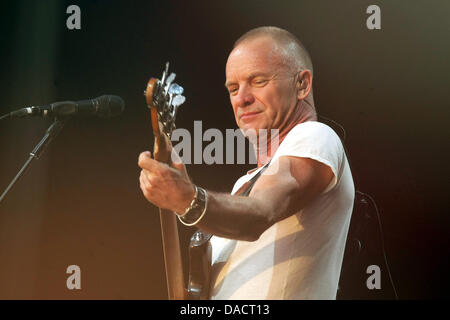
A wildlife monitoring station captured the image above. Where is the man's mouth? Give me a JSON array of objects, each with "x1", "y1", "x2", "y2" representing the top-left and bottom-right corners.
[{"x1": 240, "y1": 111, "x2": 262, "y2": 122}]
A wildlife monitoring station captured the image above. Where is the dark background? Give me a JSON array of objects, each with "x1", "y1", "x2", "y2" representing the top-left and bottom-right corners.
[{"x1": 0, "y1": 0, "x2": 448, "y2": 299}]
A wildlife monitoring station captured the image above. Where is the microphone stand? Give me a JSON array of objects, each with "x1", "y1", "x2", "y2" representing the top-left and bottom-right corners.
[{"x1": 0, "y1": 119, "x2": 66, "y2": 204}]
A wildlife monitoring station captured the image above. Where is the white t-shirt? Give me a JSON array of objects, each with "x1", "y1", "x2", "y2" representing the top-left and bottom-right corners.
[{"x1": 209, "y1": 121, "x2": 355, "y2": 300}]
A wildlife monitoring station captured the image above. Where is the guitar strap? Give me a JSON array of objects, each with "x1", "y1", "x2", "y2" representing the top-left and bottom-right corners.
[{"x1": 239, "y1": 160, "x2": 271, "y2": 197}]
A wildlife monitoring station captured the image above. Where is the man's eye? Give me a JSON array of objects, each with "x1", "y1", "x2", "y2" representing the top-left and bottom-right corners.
[
  {"x1": 228, "y1": 87, "x2": 238, "y2": 95},
  {"x1": 253, "y1": 79, "x2": 267, "y2": 86}
]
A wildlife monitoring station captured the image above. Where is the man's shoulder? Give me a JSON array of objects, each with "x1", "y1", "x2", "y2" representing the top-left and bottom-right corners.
[
  {"x1": 286, "y1": 121, "x2": 341, "y2": 141},
  {"x1": 277, "y1": 121, "x2": 343, "y2": 154},
  {"x1": 231, "y1": 122, "x2": 343, "y2": 194}
]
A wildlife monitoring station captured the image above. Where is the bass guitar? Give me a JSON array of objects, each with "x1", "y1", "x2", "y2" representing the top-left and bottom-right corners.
[{"x1": 144, "y1": 63, "x2": 212, "y2": 300}]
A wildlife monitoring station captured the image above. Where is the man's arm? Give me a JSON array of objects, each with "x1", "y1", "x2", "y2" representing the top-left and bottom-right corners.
[
  {"x1": 196, "y1": 156, "x2": 334, "y2": 241},
  {"x1": 138, "y1": 152, "x2": 334, "y2": 241}
]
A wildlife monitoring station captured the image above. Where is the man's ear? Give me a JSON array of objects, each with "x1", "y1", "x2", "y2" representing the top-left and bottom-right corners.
[{"x1": 296, "y1": 70, "x2": 313, "y2": 100}]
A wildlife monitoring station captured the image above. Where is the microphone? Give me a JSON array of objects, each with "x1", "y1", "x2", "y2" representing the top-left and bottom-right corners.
[{"x1": 4, "y1": 95, "x2": 125, "y2": 119}]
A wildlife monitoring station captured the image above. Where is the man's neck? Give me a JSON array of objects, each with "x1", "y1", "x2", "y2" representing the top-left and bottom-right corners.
[{"x1": 255, "y1": 100, "x2": 317, "y2": 168}]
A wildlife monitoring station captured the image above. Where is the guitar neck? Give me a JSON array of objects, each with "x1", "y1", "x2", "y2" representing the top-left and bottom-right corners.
[
  {"x1": 159, "y1": 208, "x2": 186, "y2": 299},
  {"x1": 153, "y1": 130, "x2": 186, "y2": 300}
]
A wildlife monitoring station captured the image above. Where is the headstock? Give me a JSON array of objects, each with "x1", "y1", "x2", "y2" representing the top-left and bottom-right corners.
[
  {"x1": 145, "y1": 62, "x2": 186, "y2": 163},
  {"x1": 144, "y1": 62, "x2": 186, "y2": 138}
]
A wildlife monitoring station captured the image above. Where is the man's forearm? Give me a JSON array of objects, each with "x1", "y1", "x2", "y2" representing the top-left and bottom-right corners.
[{"x1": 195, "y1": 190, "x2": 273, "y2": 241}]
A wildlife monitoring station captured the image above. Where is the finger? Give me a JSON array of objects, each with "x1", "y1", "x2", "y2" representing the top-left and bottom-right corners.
[
  {"x1": 142, "y1": 168, "x2": 162, "y2": 187},
  {"x1": 138, "y1": 151, "x2": 159, "y2": 170},
  {"x1": 140, "y1": 170, "x2": 151, "y2": 189},
  {"x1": 170, "y1": 149, "x2": 186, "y2": 172},
  {"x1": 139, "y1": 178, "x2": 147, "y2": 197},
  {"x1": 140, "y1": 171, "x2": 155, "y2": 200}
]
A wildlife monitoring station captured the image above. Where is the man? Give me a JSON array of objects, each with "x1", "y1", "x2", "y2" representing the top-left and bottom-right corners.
[{"x1": 138, "y1": 26, "x2": 355, "y2": 299}]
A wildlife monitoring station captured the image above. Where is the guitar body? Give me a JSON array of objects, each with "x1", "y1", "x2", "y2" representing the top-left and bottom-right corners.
[{"x1": 187, "y1": 230, "x2": 212, "y2": 300}]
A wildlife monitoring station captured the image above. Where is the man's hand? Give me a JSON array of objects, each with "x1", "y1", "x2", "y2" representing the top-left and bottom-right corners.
[{"x1": 138, "y1": 151, "x2": 195, "y2": 214}]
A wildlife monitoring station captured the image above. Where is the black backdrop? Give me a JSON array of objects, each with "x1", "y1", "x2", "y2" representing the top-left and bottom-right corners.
[{"x1": 0, "y1": 0, "x2": 448, "y2": 299}]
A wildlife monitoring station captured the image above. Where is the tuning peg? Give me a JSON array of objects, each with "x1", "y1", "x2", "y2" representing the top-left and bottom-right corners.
[
  {"x1": 172, "y1": 95, "x2": 186, "y2": 107},
  {"x1": 164, "y1": 73, "x2": 177, "y2": 96},
  {"x1": 169, "y1": 83, "x2": 184, "y2": 95},
  {"x1": 166, "y1": 73, "x2": 176, "y2": 85}
]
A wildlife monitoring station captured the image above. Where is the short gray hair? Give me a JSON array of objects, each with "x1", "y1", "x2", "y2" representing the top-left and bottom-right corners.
[{"x1": 233, "y1": 26, "x2": 313, "y2": 74}]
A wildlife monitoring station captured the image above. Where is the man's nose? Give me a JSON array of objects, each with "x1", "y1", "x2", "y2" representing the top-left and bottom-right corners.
[{"x1": 234, "y1": 85, "x2": 255, "y2": 108}]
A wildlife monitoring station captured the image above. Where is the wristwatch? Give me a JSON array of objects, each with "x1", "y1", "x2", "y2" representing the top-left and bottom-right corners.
[{"x1": 178, "y1": 185, "x2": 208, "y2": 226}]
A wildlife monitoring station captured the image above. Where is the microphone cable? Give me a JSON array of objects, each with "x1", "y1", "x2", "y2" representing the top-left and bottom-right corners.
[{"x1": 356, "y1": 190, "x2": 399, "y2": 299}]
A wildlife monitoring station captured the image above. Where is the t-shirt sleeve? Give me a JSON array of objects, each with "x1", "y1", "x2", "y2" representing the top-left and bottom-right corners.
[{"x1": 271, "y1": 122, "x2": 344, "y2": 194}]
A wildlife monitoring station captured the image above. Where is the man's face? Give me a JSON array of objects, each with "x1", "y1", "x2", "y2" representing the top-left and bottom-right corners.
[{"x1": 225, "y1": 37, "x2": 299, "y2": 134}]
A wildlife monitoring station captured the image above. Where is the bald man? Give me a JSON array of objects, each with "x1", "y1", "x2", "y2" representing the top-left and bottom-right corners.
[{"x1": 138, "y1": 26, "x2": 355, "y2": 299}]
